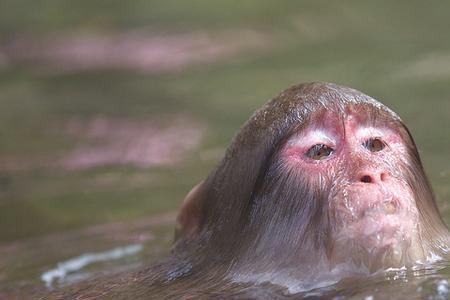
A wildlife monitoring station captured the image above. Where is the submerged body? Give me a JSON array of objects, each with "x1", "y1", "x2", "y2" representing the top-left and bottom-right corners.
[{"x1": 48, "y1": 82, "x2": 450, "y2": 299}]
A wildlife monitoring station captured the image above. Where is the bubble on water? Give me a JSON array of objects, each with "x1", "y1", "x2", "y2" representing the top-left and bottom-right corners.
[{"x1": 436, "y1": 279, "x2": 449, "y2": 296}]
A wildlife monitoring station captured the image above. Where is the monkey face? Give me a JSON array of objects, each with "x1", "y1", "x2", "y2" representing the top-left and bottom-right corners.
[{"x1": 281, "y1": 105, "x2": 421, "y2": 264}]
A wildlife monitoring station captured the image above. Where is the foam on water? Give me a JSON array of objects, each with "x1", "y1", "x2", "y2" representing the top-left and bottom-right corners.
[{"x1": 41, "y1": 243, "x2": 143, "y2": 288}]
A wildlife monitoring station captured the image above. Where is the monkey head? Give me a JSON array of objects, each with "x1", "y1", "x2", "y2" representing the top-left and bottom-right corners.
[{"x1": 174, "y1": 82, "x2": 450, "y2": 289}]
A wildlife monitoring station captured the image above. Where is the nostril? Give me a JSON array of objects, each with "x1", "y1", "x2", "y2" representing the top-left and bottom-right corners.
[
  {"x1": 380, "y1": 173, "x2": 387, "y2": 181},
  {"x1": 360, "y1": 175, "x2": 373, "y2": 183}
]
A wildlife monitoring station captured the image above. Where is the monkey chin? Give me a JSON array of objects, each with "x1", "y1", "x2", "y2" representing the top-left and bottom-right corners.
[{"x1": 331, "y1": 186, "x2": 423, "y2": 272}]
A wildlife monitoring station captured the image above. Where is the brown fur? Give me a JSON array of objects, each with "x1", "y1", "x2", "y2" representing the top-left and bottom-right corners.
[{"x1": 44, "y1": 82, "x2": 450, "y2": 299}]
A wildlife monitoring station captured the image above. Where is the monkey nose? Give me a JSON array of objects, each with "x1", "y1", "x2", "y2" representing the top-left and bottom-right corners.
[{"x1": 359, "y1": 171, "x2": 388, "y2": 184}]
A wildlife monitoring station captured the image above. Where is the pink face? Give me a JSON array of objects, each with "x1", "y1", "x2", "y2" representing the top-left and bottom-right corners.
[{"x1": 282, "y1": 107, "x2": 419, "y2": 254}]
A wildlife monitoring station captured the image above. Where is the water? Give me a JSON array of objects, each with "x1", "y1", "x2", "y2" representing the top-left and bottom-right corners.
[{"x1": 0, "y1": 1, "x2": 449, "y2": 298}]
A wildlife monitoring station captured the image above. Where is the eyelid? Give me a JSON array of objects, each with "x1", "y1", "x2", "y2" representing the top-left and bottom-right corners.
[
  {"x1": 290, "y1": 129, "x2": 337, "y2": 147},
  {"x1": 306, "y1": 141, "x2": 334, "y2": 149}
]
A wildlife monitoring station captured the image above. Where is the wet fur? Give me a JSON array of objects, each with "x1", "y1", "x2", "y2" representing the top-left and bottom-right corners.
[{"x1": 45, "y1": 82, "x2": 450, "y2": 299}]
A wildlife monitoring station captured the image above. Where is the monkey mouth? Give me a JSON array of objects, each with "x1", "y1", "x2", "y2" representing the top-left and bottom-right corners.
[
  {"x1": 361, "y1": 198, "x2": 399, "y2": 218},
  {"x1": 335, "y1": 209, "x2": 407, "y2": 253},
  {"x1": 333, "y1": 186, "x2": 415, "y2": 245},
  {"x1": 336, "y1": 188, "x2": 403, "y2": 222},
  {"x1": 339, "y1": 199, "x2": 404, "y2": 233},
  {"x1": 333, "y1": 187, "x2": 417, "y2": 251}
]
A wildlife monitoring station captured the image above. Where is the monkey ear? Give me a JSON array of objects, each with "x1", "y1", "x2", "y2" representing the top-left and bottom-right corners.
[{"x1": 174, "y1": 181, "x2": 205, "y2": 242}]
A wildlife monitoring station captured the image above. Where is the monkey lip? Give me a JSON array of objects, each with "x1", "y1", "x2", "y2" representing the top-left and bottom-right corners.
[
  {"x1": 362, "y1": 198, "x2": 399, "y2": 218},
  {"x1": 337, "y1": 185, "x2": 404, "y2": 221},
  {"x1": 333, "y1": 185, "x2": 414, "y2": 248},
  {"x1": 335, "y1": 191, "x2": 412, "y2": 249}
]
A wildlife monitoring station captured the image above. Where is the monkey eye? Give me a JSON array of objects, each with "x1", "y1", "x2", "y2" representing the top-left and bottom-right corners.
[
  {"x1": 305, "y1": 144, "x2": 334, "y2": 160},
  {"x1": 363, "y1": 138, "x2": 385, "y2": 152}
]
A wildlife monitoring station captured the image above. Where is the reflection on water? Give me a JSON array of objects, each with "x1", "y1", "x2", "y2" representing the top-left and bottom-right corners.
[
  {"x1": 41, "y1": 243, "x2": 143, "y2": 288},
  {"x1": 62, "y1": 115, "x2": 204, "y2": 169},
  {"x1": 1, "y1": 31, "x2": 268, "y2": 73}
]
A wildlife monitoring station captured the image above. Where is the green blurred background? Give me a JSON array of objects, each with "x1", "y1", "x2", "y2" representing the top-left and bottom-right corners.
[{"x1": 0, "y1": 0, "x2": 449, "y2": 294}]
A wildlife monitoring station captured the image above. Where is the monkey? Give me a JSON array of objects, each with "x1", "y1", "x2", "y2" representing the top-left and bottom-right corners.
[{"x1": 44, "y1": 82, "x2": 450, "y2": 299}]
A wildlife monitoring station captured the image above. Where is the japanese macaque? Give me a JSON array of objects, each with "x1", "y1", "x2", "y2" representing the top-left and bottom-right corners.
[{"x1": 48, "y1": 82, "x2": 450, "y2": 299}]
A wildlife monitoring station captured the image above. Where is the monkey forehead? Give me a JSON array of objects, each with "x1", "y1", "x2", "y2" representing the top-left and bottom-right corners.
[
  {"x1": 344, "y1": 111, "x2": 404, "y2": 138},
  {"x1": 294, "y1": 109, "x2": 342, "y2": 139},
  {"x1": 289, "y1": 109, "x2": 400, "y2": 145},
  {"x1": 249, "y1": 82, "x2": 402, "y2": 131},
  {"x1": 298, "y1": 82, "x2": 400, "y2": 118},
  {"x1": 302, "y1": 103, "x2": 401, "y2": 132}
]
